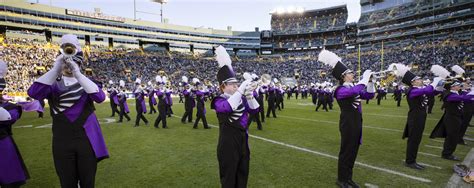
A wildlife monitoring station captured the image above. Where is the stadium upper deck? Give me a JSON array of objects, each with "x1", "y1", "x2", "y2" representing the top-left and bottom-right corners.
[{"x1": 0, "y1": 0, "x2": 261, "y2": 53}]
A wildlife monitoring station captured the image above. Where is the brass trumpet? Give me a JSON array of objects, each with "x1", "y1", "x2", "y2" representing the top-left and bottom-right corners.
[
  {"x1": 258, "y1": 74, "x2": 272, "y2": 86},
  {"x1": 60, "y1": 43, "x2": 78, "y2": 58}
]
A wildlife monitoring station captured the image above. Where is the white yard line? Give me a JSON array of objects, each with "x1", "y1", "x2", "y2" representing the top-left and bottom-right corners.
[
  {"x1": 418, "y1": 152, "x2": 439, "y2": 157},
  {"x1": 425, "y1": 145, "x2": 443, "y2": 150}
]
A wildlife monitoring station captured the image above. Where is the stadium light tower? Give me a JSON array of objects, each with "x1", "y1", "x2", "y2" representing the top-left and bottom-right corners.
[{"x1": 152, "y1": 0, "x2": 168, "y2": 23}]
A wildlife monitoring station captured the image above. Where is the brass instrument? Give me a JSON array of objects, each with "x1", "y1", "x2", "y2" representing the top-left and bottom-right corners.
[
  {"x1": 258, "y1": 74, "x2": 272, "y2": 86},
  {"x1": 60, "y1": 43, "x2": 78, "y2": 58}
]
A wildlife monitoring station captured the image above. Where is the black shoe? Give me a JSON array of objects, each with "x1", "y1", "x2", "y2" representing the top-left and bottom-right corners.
[
  {"x1": 405, "y1": 162, "x2": 424, "y2": 170},
  {"x1": 442, "y1": 155, "x2": 461, "y2": 161},
  {"x1": 347, "y1": 180, "x2": 360, "y2": 188},
  {"x1": 458, "y1": 140, "x2": 467, "y2": 145},
  {"x1": 181, "y1": 121, "x2": 186, "y2": 124},
  {"x1": 193, "y1": 127, "x2": 197, "y2": 129},
  {"x1": 163, "y1": 126, "x2": 168, "y2": 129},
  {"x1": 204, "y1": 127, "x2": 211, "y2": 129},
  {"x1": 127, "y1": 118, "x2": 131, "y2": 122},
  {"x1": 336, "y1": 180, "x2": 350, "y2": 188},
  {"x1": 110, "y1": 115, "x2": 115, "y2": 117}
]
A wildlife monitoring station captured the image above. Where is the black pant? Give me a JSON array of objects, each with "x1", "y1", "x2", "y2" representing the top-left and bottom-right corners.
[
  {"x1": 405, "y1": 114, "x2": 426, "y2": 164},
  {"x1": 338, "y1": 121, "x2": 361, "y2": 182},
  {"x1": 194, "y1": 111, "x2": 208, "y2": 128},
  {"x1": 248, "y1": 113, "x2": 262, "y2": 130},
  {"x1": 135, "y1": 108, "x2": 148, "y2": 126},
  {"x1": 148, "y1": 101, "x2": 156, "y2": 114},
  {"x1": 166, "y1": 105, "x2": 173, "y2": 117},
  {"x1": 427, "y1": 97, "x2": 434, "y2": 113},
  {"x1": 53, "y1": 137, "x2": 97, "y2": 188},
  {"x1": 110, "y1": 102, "x2": 120, "y2": 116},
  {"x1": 266, "y1": 100, "x2": 276, "y2": 118},
  {"x1": 154, "y1": 107, "x2": 167, "y2": 128},
  {"x1": 217, "y1": 127, "x2": 249, "y2": 188},
  {"x1": 181, "y1": 107, "x2": 193, "y2": 123},
  {"x1": 259, "y1": 106, "x2": 265, "y2": 123},
  {"x1": 397, "y1": 99, "x2": 401, "y2": 107},
  {"x1": 377, "y1": 97, "x2": 382, "y2": 105},
  {"x1": 119, "y1": 104, "x2": 130, "y2": 122},
  {"x1": 442, "y1": 118, "x2": 462, "y2": 157},
  {"x1": 315, "y1": 100, "x2": 327, "y2": 111}
]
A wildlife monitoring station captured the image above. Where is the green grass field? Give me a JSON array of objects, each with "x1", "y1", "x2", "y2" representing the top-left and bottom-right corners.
[{"x1": 11, "y1": 95, "x2": 473, "y2": 187}]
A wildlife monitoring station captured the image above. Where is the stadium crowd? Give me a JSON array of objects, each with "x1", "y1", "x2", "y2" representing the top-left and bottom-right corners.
[{"x1": 1, "y1": 36, "x2": 471, "y2": 93}]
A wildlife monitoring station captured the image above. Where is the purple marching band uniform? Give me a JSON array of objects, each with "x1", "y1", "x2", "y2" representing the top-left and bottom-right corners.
[
  {"x1": 117, "y1": 89, "x2": 131, "y2": 122},
  {"x1": 146, "y1": 86, "x2": 157, "y2": 114},
  {"x1": 402, "y1": 83, "x2": 436, "y2": 166},
  {"x1": 211, "y1": 93, "x2": 259, "y2": 188},
  {"x1": 107, "y1": 86, "x2": 120, "y2": 117},
  {"x1": 28, "y1": 34, "x2": 108, "y2": 188},
  {"x1": 193, "y1": 89, "x2": 209, "y2": 129},
  {"x1": 266, "y1": 85, "x2": 277, "y2": 118},
  {"x1": 165, "y1": 89, "x2": 173, "y2": 117},
  {"x1": 335, "y1": 83, "x2": 375, "y2": 183},
  {"x1": 247, "y1": 90, "x2": 263, "y2": 130},
  {"x1": 212, "y1": 46, "x2": 260, "y2": 188},
  {"x1": 134, "y1": 88, "x2": 148, "y2": 126},
  {"x1": 430, "y1": 87, "x2": 474, "y2": 159},
  {"x1": 153, "y1": 88, "x2": 168, "y2": 128},
  {"x1": 393, "y1": 86, "x2": 403, "y2": 107},
  {"x1": 459, "y1": 89, "x2": 473, "y2": 144},
  {"x1": 181, "y1": 88, "x2": 195, "y2": 123},
  {"x1": 0, "y1": 101, "x2": 29, "y2": 187}
]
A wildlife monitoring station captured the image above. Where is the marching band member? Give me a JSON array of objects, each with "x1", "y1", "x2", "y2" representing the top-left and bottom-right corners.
[
  {"x1": 319, "y1": 50, "x2": 375, "y2": 188},
  {"x1": 153, "y1": 76, "x2": 168, "y2": 128},
  {"x1": 27, "y1": 34, "x2": 109, "y2": 187},
  {"x1": 181, "y1": 76, "x2": 195, "y2": 124},
  {"x1": 392, "y1": 82, "x2": 403, "y2": 107},
  {"x1": 117, "y1": 80, "x2": 131, "y2": 123},
  {"x1": 451, "y1": 65, "x2": 472, "y2": 145},
  {"x1": 393, "y1": 63, "x2": 442, "y2": 170},
  {"x1": 146, "y1": 81, "x2": 157, "y2": 114},
  {"x1": 430, "y1": 65, "x2": 474, "y2": 161},
  {"x1": 266, "y1": 81, "x2": 277, "y2": 118},
  {"x1": 0, "y1": 60, "x2": 29, "y2": 188},
  {"x1": 211, "y1": 46, "x2": 259, "y2": 187},
  {"x1": 193, "y1": 78, "x2": 210, "y2": 129},
  {"x1": 107, "y1": 80, "x2": 120, "y2": 117},
  {"x1": 134, "y1": 79, "x2": 148, "y2": 127}
]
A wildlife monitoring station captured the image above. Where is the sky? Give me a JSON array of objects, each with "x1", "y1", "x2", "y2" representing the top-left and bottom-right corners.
[{"x1": 28, "y1": 0, "x2": 360, "y2": 31}]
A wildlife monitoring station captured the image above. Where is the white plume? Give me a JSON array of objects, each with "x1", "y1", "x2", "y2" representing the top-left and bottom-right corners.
[
  {"x1": 162, "y1": 76, "x2": 168, "y2": 84},
  {"x1": 192, "y1": 78, "x2": 200, "y2": 84},
  {"x1": 135, "y1": 78, "x2": 141, "y2": 84},
  {"x1": 119, "y1": 80, "x2": 125, "y2": 87},
  {"x1": 393, "y1": 63, "x2": 410, "y2": 78},
  {"x1": 451, "y1": 65, "x2": 465, "y2": 76},
  {"x1": 392, "y1": 82, "x2": 398, "y2": 87},
  {"x1": 430, "y1": 65, "x2": 451, "y2": 78},
  {"x1": 243, "y1": 72, "x2": 252, "y2": 80},
  {"x1": 0, "y1": 60, "x2": 7, "y2": 78},
  {"x1": 108, "y1": 80, "x2": 114, "y2": 85},
  {"x1": 273, "y1": 78, "x2": 279, "y2": 83},
  {"x1": 318, "y1": 50, "x2": 341, "y2": 68},
  {"x1": 147, "y1": 81, "x2": 152, "y2": 86},
  {"x1": 215, "y1": 45, "x2": 232, "y2": 70},
  {"x1": 182, "y1": 76, "x2": 188, "y2": 83},
  {"x1": 155, "y1": 75, "x2": 162, "y2": 83}
]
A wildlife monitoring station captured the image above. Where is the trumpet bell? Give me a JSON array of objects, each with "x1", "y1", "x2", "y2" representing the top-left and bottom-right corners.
[
  {"x1": 260, "y1": 74, "x2": 272, "y2": 86},
  {"x1": 60, "y1": 43, "x2": 77, "y2": 57}
]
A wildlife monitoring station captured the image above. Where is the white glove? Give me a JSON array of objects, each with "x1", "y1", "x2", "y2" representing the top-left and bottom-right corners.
[
  {"x1": 0, "y1": 107, "x2": 12, "y2": 121},
  {"x1": 244, "y1": 82, "x2": 257, "y2": 99},
  {"x1": 430, "y1": 77, "x2": 443, "y2": 88},
  {"x1": 36, "y1": 55, "x2": 65, "y2": 85},
  {"x1": 65, "y1": 59, "x2": 81, "y2": 76},
  {"x1": 238, "y1": 80, "x2": 251, "y2": 95},
  {"x1": 357, "y1": 70, "x2": 372, "y2": 86}
]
